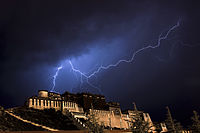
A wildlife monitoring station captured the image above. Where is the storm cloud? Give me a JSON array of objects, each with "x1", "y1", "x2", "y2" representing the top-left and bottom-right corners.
[{"x1": 0, "y1": 0, "x2": 200, "y2": 125}]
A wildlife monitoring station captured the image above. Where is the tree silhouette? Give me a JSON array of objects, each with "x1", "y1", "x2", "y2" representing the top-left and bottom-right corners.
[
  {"x1": 130, "y1": 113, "x2": 151, "y2": 133},
  {"x1": 165, "y1": 106, "x2": 176, "y2": 132},
  {"x1": 165, "y1": 106, "x2": 183, "y2": 133},
  {"x1": 190, "y1": 110, "x2": 200, "y2": 133},
  {"x1": 129, "y1": 103, "x2": 152, "y2": 133},
  {"x1": 86, "y1": 104, "x2": 104, "y2": 133}
]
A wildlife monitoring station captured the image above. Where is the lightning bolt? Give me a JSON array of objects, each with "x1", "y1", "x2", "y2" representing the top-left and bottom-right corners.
[
  {"x1": 68, "y1": 21, "x2": 180, "y2": 93},
  {"x1": 69, "y1": 61, "x2": 102, "y2": 94},
  {"x1": 51, "y1": 65, "x2": 63, "y2": 92},
  {"x1": 52, "y1": 20, "x2": 180, "y2": 94}
]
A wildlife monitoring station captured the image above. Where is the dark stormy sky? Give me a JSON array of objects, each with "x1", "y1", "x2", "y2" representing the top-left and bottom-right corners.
[{"x1": 0, "y1": 0, "x2": 200, "y2": 125}]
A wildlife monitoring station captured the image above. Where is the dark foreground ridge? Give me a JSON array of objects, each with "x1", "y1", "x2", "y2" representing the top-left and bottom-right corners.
[
  {"x1": 11, "y1": 107, "x2": 82, "y2": 130},
  {"x1": 0, "y1": 106, "x2": 44, "y2": 131},
  {"x1": 0, "y1": 105, "x2": 85, "y2": 131}
]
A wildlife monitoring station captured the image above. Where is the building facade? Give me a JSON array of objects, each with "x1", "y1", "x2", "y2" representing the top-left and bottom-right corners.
[
  {"x1": 27, "y1": 90, "x2": 157, "y2": 131},
  {"x1": 27, "y1": 90, "x2": 84, "y2": 113}
]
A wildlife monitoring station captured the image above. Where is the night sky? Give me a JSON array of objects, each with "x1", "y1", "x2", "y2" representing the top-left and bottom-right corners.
[{"x1": 1, "y1": 0, "x2": 200, "y2": 126}]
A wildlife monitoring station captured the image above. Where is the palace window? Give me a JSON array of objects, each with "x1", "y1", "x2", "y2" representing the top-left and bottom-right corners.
[
  {"x1": 39, "y1": 99, "x2": 41, "y2": 106},
  {"x1": 36, "y1": 99, "x2": 37, "y2": 105},
  {"x1": 46, "y1": 100, "x2": 48, "y2": 106},
  {"x1": 32, "y1": 99, "x2": 34, "y2": 105},
  {"x1": 43, "y1": 100, "x2": 45, "y2": 106}
]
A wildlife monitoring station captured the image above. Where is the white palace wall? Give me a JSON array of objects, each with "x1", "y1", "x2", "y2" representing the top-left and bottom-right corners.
[{"x1": 28, "y1": 98, "x2": 83, "y2": 113}]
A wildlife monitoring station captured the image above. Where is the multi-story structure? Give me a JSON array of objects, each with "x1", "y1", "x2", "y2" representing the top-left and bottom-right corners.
[
  {"x1": 27, "y1": 90, "x2": 155, "y2": 130},
  {"x1": 27, "y1": 90, "x2": 84, "y2": 113}
]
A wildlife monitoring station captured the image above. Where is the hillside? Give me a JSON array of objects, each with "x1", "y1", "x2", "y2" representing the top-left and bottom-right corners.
[
  {"x1": 0, "y1": 106, "x2": 45, "y2": 131},
  {"x1": 11, "y1": 107, "x2": 84, "y2": 130}
]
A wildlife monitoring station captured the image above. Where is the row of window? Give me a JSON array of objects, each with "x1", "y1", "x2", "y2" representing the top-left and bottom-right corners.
[
  {"x1": 63, "y1": 101, "x2": 76, "y2": 108},
  {"x1": 31, "y1": 98, "x2": 76, "y2": 108},
  {"x1": 32, "y1": 99, "x2": 60, "y2": 107}
]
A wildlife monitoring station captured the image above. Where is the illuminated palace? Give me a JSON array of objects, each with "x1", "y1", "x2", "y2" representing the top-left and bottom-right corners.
[{"x1": 27, "y1": 90, "x2": 167, "y2": 132}]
